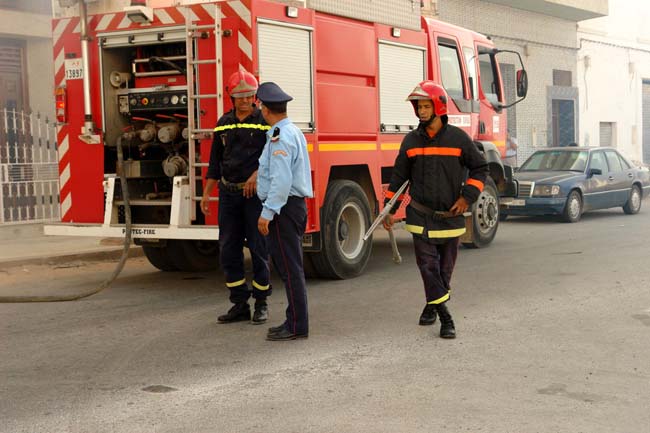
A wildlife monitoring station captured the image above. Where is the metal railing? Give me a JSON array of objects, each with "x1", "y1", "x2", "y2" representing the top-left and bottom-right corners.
[{"x1": 0, "y1": 108, "x2": 60, "y2": 224}]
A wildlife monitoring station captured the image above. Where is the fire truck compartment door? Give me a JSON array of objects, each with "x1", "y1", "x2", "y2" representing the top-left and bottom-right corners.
[
  {"x1": 257, "y1": 21, "x2": 313, "y2": 130},
  {"x1": 378, "y1": 41, "x2": 425, "y2": 132}
]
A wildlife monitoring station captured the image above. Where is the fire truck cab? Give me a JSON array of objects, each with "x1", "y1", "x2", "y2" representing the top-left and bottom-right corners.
[{"x1": 46, "y1": 0, "x2": 527, "y2": 278}]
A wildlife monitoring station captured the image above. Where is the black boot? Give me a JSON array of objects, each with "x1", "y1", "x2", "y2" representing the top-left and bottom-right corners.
[
  {"x1": 436, "y1": 303, "x2": 456, "y2": 339},
  {"x1": 252, "y1": 300, "x2": 268, "y2": 324},
  {"x1": 217, "y1": 302, "x2": 250, "y2": 323},
  {"x1": 419, "y1": 304, "x2": 437, "y2": 326}
]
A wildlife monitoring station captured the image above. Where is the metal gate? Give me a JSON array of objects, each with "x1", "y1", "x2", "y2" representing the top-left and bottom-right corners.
[{"x1": 0, "y1": 108, "x2": 59, "y2": 224}]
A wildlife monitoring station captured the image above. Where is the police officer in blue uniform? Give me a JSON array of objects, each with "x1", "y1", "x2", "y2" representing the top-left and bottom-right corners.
[
  {"x1": 255, "y1": 82, "x2": 313, "y2": 341},
  {"x1": 201, "y1": 70, "x2": 272, "y2": 325}
]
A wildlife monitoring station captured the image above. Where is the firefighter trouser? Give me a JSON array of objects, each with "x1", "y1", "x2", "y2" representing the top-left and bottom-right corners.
[
  {"x1": 218, "y1": 188, "x2": 271, "y2": 304},
  {"x1": 268, "y1": 196, "x2": 309, "y2": 335},
  {"x1": 412, "y1": 236, "x2": 460, "y2": 305}
]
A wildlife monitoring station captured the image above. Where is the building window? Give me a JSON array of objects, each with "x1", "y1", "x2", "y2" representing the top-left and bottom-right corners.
[
  {"x1": 600, "y1": 122, "x2": 616, "y2": 147},
  {"x1": 553, "y1": 69, "x2": 572, "y2": 87}
]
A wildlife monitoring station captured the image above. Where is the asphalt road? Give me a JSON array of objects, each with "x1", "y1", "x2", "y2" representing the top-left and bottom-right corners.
[{"x1": 2, "y1": 208, "x2": 649, "y2": 433}]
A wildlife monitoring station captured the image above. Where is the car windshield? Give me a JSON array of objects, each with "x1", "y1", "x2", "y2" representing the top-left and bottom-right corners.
[{"x1": 519, "y1": 150, "x2": 589, "y2": 172}]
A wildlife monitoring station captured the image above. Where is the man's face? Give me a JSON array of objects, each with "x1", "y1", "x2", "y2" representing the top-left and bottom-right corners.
[
  {"x1": 417, "y1": 99, "x2": 435, "y2": 123},
  {"x1": 233, "y1": 95, "x2": 255, "y2": 116}
]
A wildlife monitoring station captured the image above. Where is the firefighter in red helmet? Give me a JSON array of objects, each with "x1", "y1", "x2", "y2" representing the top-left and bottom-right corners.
[
  {"x1": 201, "y1": 70, "x2": 272, "y2": 325},
  {"x1": 383, "y1": 81, "x2": 489, "y2": 339}
]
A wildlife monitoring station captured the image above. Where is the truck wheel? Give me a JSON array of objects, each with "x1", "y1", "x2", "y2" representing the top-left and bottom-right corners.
[
  {"x1": 311, "y1": 180, "x2": 372, "y2": 279},
  {"x1": 462, "y1": 177, "x2": 499, "y2": 249},
  {"x1": 303, "y1": 252, "x2": 319, "y2": 279},
  {"x1": 167, "y1": 240, "x2": 220, "y2": 272},
  {"x1": 142, "y1": 245, "x2": 178, "y2": 272}
]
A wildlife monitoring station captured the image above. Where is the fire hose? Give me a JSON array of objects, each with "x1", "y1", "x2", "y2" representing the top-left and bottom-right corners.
[{"x1": 0, "y1": 135, "x2": 133, "y2": 303}]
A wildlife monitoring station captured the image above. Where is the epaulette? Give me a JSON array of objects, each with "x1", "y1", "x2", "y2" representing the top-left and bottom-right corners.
[{"x1": 271, "y1": 127, "x2": 280, "y2": 143}]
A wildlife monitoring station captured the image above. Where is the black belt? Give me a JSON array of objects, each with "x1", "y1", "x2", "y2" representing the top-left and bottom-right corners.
[
  {"x1": 410, "y1": 200, "x2": 455, "y2": 219},
  {"x1": 220, "y1": 177, "x2": 245, "y2": 192}
]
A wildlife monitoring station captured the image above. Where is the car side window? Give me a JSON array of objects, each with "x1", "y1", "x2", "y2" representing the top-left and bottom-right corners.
[
  {"x1": 617, "y1": 153, "x2": 631, "y2": 170},
  {"x1": 605, "y1": 151, "x2": 623, "y2": 173},
  {"x1": 589, "y1": 152, "x2": 608, "y2": 174}
]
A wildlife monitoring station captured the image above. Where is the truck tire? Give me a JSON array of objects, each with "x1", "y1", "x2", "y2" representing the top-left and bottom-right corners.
[
  {"x1": 303, "y1": 252, "x2": 319, "y2": 279},
  {"x1": 167, "y1": 239, "x2": 220, "y2": 272},
  {"x1": 462, "y1": 177, "x2": 499, "y2": 249},
  {"x1": 311, "y1": 180, "x2": 372, "y2": 279},
  {"x1": 142, "y1": 244, "x2": 178, "y2": 272}
]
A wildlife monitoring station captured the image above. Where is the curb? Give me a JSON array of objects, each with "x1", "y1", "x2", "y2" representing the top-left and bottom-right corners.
[{"x1": 0, "y1": 247, "x2": 144, "y2": 270}]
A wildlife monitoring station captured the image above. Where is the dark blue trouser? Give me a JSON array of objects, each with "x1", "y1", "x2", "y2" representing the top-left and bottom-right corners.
[
  {"x1": 268, "y1": 196, "x2": 308, "y2": 335},
  {"x1": 412, "y1": 236, "x2": 459, "y2": 305},
  {"x1": 218, "y1": 188, "x2": 271, "y2": 304}
]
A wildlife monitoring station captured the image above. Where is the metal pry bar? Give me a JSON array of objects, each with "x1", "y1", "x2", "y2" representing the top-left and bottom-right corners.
[{"x1": 363, "y1": 180, "x2": 409, "y2": 241}]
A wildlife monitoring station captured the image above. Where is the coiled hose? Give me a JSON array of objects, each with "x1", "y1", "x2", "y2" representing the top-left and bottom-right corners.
[{"x1": 0, "y1": 135, "x2": 133, "y2": 302}]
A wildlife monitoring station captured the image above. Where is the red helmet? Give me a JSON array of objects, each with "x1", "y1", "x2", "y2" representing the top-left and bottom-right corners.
[
  {"x1": 406, "y1": 81, "x2": 448, "y2": 117},
  {"x1": 226, "y1": 70, "x2": 258, "y2": 98}
]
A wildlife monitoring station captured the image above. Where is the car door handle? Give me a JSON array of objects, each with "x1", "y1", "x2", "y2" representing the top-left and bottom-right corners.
[
  {"x1": 608, "y1": 176, "x2": 615, "y2": 181},
  {"x1": 628, "y1": 173, "x2": 634, "y2": 178}
]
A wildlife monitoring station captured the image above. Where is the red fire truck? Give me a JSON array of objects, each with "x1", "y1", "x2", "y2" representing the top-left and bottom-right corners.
[{"x1": 46, "y1": 0, "x2": 527, "y2": 279}]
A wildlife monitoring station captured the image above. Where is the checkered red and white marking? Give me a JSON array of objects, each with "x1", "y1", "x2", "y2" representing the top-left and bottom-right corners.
[{"x1": 51, "y1": 1, "x2": 253, "y2": 220}]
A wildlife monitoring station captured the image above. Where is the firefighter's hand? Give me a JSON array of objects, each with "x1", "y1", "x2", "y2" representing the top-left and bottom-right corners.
[
  {"x1": 450, "y1": 196, "x2": 469, "y2": 216},
  {"x1": 382, "y1": 214, "x2": 395, "y2": 231},
  {"x1": 243, "y1": 171, "x2": 257, "y2": 198},
  {"x1": 258, "y1": 216, "x2": 271, "y2": 236},
  {"x1": 200, "y1": 195, "x2": 211, "y2": 215}
]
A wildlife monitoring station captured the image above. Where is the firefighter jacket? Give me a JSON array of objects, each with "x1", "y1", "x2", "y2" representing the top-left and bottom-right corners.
[
  {"x1": 384, "y1": 122, "x2": 489, "y2": 242},
  {"x1": 207, "y1": 107, "x2": 270, "y2": 183}
]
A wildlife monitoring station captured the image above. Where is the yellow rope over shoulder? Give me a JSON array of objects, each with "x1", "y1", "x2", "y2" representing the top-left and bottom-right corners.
[{"x1": 214, "y1": 124, "x2": 271, "y2": 132}]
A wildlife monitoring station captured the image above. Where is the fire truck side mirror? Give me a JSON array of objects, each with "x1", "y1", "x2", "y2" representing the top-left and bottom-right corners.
[{"x1": 516, "y1": 69, "x2": 528, "y2": 98}]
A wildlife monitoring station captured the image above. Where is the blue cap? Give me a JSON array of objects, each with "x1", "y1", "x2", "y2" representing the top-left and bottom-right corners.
[{"x1": 256, "y1": 82, "x2": 293, "y2": 104}]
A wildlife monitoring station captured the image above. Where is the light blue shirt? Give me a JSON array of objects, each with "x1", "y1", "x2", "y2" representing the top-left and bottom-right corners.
[{"x1": 257, "y1": 117, "x2": 313, "y2": 220}]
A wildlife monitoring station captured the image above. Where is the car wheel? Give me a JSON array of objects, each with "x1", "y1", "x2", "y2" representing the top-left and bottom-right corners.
[
  {"x1": 623, "y1": 185, "x2": 642, "y2": 215},
  {"x1": 562, "y1": 190, "x2": 582, "y2": 223}
]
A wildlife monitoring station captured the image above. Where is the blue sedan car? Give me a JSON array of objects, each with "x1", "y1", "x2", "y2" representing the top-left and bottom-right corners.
[{"x1": 500, "y1": 147, "x2": 650, "y2": 222}]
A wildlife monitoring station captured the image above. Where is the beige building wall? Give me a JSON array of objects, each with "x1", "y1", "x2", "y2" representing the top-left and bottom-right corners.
[{"x1": 578, "y1": 0, "x2": 650, "y2": 163}]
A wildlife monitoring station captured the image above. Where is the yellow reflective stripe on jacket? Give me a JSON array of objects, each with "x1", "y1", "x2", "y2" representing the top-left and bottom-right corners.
[
  {"x1": 405, "y1": 224, "x2": 424, "y2": 234},
  {"x1": 428, "y1": 228, "x2": 466, "y2": 238},
  {"x1": 214, "y1": 123, "x2": 271, "y2": 132},
  {"x1": 427, "y1": 293, "x2": 450, "y2": 304},
  {"x1": 225, "y1": 278, "x2": 246, "y2": 288},
  {"x1": 252, "y1": 280, "x2": 270, "y2": 291},
  {"x1": 405, "y1": 225, "x2": 466, "y2": 238}
]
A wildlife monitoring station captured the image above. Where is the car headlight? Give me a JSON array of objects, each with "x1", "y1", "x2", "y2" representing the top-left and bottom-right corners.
[{"x1": 533, "y1": 184, "x2": 561, "y2": 197}]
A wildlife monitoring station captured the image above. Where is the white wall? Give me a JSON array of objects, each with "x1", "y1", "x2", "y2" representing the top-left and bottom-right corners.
[{"x1": 578, "y1": 0, "x2": 650, "y2": 163}]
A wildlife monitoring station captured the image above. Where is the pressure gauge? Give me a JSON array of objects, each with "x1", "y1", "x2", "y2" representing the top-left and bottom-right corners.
[{"x1": 171, "y1": 95, "x2": 179, "y2": 105}]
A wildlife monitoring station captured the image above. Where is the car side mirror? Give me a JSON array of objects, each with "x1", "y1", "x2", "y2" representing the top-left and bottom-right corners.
[{"x1": 588, "y1": 168, "x2": 602, "y2": 177}]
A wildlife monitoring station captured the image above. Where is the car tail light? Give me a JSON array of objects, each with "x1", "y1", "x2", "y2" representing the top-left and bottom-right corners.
[{"x1": 55, "y1": 86, "x2": 67, "y2": 124}]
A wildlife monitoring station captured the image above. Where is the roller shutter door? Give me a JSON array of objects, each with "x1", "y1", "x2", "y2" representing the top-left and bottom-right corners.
[
  {"x1": 258, "y1": 22, "x2": 313, "y2": 130},
  {"x1": 642, "y1": 81, "x2": 650, "y2": 163},
  {"x1": 378, "y1": 42, "x2": 425, "y2": 132}
]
